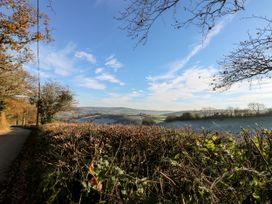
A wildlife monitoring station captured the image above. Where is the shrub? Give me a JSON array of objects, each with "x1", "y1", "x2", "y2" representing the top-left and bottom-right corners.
[
  {"x1": 165, "y1": 115, "x2": 178, "y2": 122},
  {"x1": 181, "y1": 112, "x2": 192, "y2": 119},
  {"x1": 141, "y1": 116, "x2": 156, "y2": 125}
]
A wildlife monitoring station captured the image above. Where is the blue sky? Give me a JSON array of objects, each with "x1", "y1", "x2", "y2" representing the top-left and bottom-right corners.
[{"x1": 27, "y1": 0, "x2": 272, "y2": 111}]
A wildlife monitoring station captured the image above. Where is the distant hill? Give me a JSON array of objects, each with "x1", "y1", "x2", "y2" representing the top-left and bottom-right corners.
[
  {"x1": 72, "y1": 106, "x2": 172, "y2": 116},
  {"x1": 163, "y1": 111, "x2": 187, "y2": 116}
]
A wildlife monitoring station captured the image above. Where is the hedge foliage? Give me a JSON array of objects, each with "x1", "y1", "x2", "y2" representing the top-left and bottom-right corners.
[{"x1": 32, "y1": 123, "x2": 272, "y2": 203}]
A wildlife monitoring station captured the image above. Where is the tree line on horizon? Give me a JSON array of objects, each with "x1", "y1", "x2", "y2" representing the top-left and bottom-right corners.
[{"x1": 165, "y1": 102, "x2": 271, "y2": 122}]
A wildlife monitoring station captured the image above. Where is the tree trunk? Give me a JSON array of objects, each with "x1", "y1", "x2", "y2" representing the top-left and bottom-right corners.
[
  {"x1": 21, "y1": 112, "x2": 25, "y2": 126},
  {"x1": 0, "y1": 111, "x2": 9, "y2": 131},
  {"x1": 16, "y1": 114, "x2": 19, "y2": 126}
]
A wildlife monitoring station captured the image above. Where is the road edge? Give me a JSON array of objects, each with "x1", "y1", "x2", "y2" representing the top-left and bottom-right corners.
[{"x1": 0, "y1": 128, "x2": 37, "y2": 204}]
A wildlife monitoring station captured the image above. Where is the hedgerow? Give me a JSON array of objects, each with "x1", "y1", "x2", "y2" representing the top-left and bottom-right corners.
[{"x1": 32, "y1": 123, "x2": 272, "y2": 203}]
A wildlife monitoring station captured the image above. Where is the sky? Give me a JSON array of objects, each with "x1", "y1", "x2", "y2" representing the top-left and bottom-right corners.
[{"x1": 26, "y1": 0, "x2": 272, "y2": 111}]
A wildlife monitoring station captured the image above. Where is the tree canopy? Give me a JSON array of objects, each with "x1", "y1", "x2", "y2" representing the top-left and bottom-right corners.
[
  {"x1": 0, "y1": 0, "x2": 50, "y2": 67},
  {"x1": 38, "y1": 81, "x2": 74, "y2": 124},
  {"x1": 0, "y1": 68, "x2": 34, "y2": 99}
]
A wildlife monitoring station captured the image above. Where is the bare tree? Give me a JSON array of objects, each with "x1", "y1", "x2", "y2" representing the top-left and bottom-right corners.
[
  {"x1": 0, "y1": 69, "x2": 34, "y2": 100},
  {"x1": 248, "y1": 102, "x2": 266, "y2": 115},
  {"x1": 201, "y1": 107, "x2": 217, "y2": 117},
  {"x1": 213, "y1": 17, "x2": 272, "y2": 90},
  {"x1": 117, "y1": 0, "x2": 246, "y2": 44},
  {"x1": 225, "y1": 106, "x2": 234, "y2": 116}
]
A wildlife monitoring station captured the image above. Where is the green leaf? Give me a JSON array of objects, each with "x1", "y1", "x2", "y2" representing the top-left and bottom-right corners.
[{"x1": 252, "y1": 192, "x2": 260, "y2": 200}]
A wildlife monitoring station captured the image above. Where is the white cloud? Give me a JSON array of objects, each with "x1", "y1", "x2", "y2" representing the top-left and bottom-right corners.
[
  {"x1": 29, "y1": 44, "x2": 99, "y2": 78},
  {"x1": 23, "y1": 64, "x2": 53, "y2": 79},
  {"x1": 76, "y1": 75, "x2": 106, "y2": 90},
  {"x1": 39, "y1": 43, "x2": 77, "y2": 76},
  {"x1": 91, "y1": 69, "x2": 218, "y2": 109},
  {"x1": 75, "y1": 51, "x2": 96, "y2": 64},
  {"x1": 105, "y1": 55, "x2": 123, "y2": 70},
  {"x1": 96, "y1": 73, "x2": 124, "y2": 86},
  {"x1": 137, "y1": 20, "x2": 232, "y2": 110},
  {"x1": 147, "y1": 21, "x2": 225, "y2": 82},
  {"x1": 146, "y1": 67, "x2": 216, "y2": 106},
  {"x1": 144, "y1": 65, "x2": 272, "y2": 110},
  {"x1": 93, "y1": 90, "x2": 146, "y2": 109},
  {"x1": 128, "y1": 90, "x2": 144, "y2": 98},
  {"x1": 95, "y1": 67, "x2": 104, "y2": 74},
  {"x1": 82, "y1": 70, "x2": 272, "y2": 110},
  {"x1": 218, "y1": 79, "x2": 272, "y2": 106}
]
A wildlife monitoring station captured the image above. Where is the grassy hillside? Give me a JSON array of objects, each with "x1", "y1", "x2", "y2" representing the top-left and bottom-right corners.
[
  {"x1": 26, "y1": 123, "x2": 272, "y2": 203},
  {"x1": 72, "y1": 107, "x2": 172, "y2": 116}
]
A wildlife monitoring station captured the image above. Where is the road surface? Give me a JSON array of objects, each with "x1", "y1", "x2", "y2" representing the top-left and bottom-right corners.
[{"x1": 0, "y1": 128, "x2": 31, "y2": 182}]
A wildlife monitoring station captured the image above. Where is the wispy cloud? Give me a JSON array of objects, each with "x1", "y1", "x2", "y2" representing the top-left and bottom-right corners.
[
  {"x1": 96, "y1": 73, "x2": 124, "y2": 86},
  {"x1": 147, "y1": 66, "x2": 216, "y2": 105},
  {"x1": 39, "y1": 43, "x2": 77, "y2": 76},
  {"x1": 141, "y1": 20, "x2": 230, "y2": 110},
  {"x1": 75, "y1": 19, "x2": 237, "y2": 110},
  {"x1": 105, "y1": 55, "x2": 123, "y2": 70},
  {"x1": 82, "y1": 65, "x2": 272, "y2": 110},
  {"x1": 76, "y1": 75, "x2": 106, "y2": 90},
  {"x1": 94, "y1": 90, "x2": 146, "y2": 108},
  {"x1": 23, "y1": 64, "x2": 53, "y2": 79},
  {"x1": 30, "y1": 43, "x2": 100, "y2": 78},
  {"x1": 95, "y1": 67, "x2": 104, "y2": 74},
  {"x1": 29, "y1": 43, "x2": 126, "y2": 86},
  {"x1": 144, "y1": 65, "x2": 272, "y2": 110},
  {"x1": 128, "y1": 90, "x2": 144, "y2": 98},
  {"x1": 75, "y1": 51, "x2": 96, "y2": 64},
  {"x1": 147, "y1": 22, "x2": 225, "y2": 82}
]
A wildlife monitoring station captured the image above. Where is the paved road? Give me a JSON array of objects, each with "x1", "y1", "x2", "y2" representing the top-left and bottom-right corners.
[{"x1": 0, "y1": 128, "x2": 31, "y2": 182}]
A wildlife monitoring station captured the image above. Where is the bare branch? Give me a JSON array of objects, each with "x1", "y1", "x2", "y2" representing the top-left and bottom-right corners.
[
  {"x1": 117, "y1": 0, "x2": 246, "y2": 44},
  {"x1": 213, "y1": 17, "x2": 272, "y2": 90}
]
